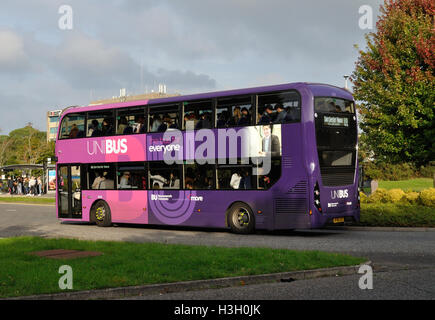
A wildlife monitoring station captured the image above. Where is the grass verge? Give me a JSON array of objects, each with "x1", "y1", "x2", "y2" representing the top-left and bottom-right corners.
[
  {"x1": 360, "y1": 203, "x2": 435, "y2": 227},
  {"x1": 0, "y1": 196, "x2": 55, "y2": 205},
  {"x1": 0, "y1": 236, "x2": 365, "y2": 298},
  {"x1": 378, "y1": 178, "x2": 433, "y2": 191}
]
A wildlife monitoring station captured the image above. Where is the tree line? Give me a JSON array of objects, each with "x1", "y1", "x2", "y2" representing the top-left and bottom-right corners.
[{"x1": 0, "y1": 125, "x2": 54, "y2": 168}]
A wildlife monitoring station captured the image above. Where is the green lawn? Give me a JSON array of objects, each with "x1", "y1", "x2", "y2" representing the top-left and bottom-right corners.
[
  {"x1": 378, "y1": 178, "x2": 433, "y2": 192},
  {"x1": 360, "y1": 203, "x2": 435, "y2": 227},
  {"x1": 0, "y1": 196, "x2": 55, "y2": 205},
  {"x1": 0, "y1": 237, "x2": 365, "y2": 298}
]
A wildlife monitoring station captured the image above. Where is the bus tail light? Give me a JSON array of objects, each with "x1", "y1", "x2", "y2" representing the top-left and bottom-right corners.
[{"x1": 314, "y1": 182, "x2": 322, "y2": 213}]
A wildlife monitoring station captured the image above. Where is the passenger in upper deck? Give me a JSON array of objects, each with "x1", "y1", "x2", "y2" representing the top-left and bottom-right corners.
[{"x1": 273, "y1": 103, "x2": 287, "y2": 124}]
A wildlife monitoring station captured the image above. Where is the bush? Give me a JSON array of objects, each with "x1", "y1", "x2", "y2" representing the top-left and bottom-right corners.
[
  {"x1": 363, "y1": 162, "x2": 416, "y2": 181},
  {"x1": 359, "y1": 191, "x2": 368, "y2": 203},
  {"x1": 403, "y1": 191, "x2": 420, "y2": 204},
  {"x1": 386, "y1": 189, "x2": 405, "y2": 203},
  {"x1": 419, "y1": 165, "x2": 434, "y2": 178},
  {"x1": 420, "y1": 188, "x2": 435, "y2": 207},
  {"x1": 367, "y1": 188, "x2": 389, "y2": 203},
  {"x1": 360, "y1": 203, "x2": 435, "y2": 227}
]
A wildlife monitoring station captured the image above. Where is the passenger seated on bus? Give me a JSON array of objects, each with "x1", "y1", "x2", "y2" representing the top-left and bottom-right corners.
[
  {"x1": 227, "y1": 106, "x2": 241, "y2": 126},
  {"x1": 119, "y1": 172, "x2": 132, "y2": 189},
  {"x1": 238, "y1": 107, "x2": 251, "y2": 126},
  {"x1": 150, "y1": 173, "x2": 167, "y2": 189},
  {"x1": 92, "y1": 172, "x2": 104, "y2": 190},
  {"x1": 99, "y1": 172, "x2": 114, "y2": 189},
  {"x1": 186, "y1": 182, "x2": 193, "y2": 190},
  {"x1": 89, "y1": 120, "x2": 102, "y2": 137},
  {"x1": 328, "y1": 102, "x2": 337, "y2": 112},
  {"x1": 230, "y1": 171, "x2": 242, "y2": 189},
  {"x1": 273, "y1": 103, "x2": 287, "y2": 124},
  {"x1": 117, "y1": 117, "x2": 128, "y2": 134},
  {"x1": 168, "y1": 172, "x2": 180, "y2": 189},
  {"x1": 153, "y1": 183, "x2": 160, "y2": 189},
  {"x1": 150, "y1": 115, "x2": 162, "y2": 132},
  {"x1": 157, "y1": 121, "x2": 168, "y2": 132},
  {"x1": 217, "y1": 111, "x2": 228, "y2": 127},
  {"x1": 238, "y1": 170, "x2": 252, "y2": 189},
  {"x1": 316, "y1": 100, "x2": 327, "y2": 112},
  {"x1": 258, "y1": 105, "x2": 274, "y2": 124},
  {"x1": 134, "y1": 115, "x2": 146, "y2": 133},
  {"x1": 335, "y1": 105, "x2": 342, "y2": 112},
  {"x1": 69, "y1": 124, "x2": 79, "y2": 138},
  {"x1": 195, "y1": 113, "x2": 211, "y2": 130},
  {"x1": 102, "y1": 118, "x2": 113, "y2": 135}
]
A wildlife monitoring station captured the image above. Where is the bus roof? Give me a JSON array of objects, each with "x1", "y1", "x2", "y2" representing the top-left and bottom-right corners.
[{"x1": 61, "y1": 82, "x2": 353, "y2": 115}]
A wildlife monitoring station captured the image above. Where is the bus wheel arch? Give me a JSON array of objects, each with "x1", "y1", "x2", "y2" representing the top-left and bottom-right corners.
[
  {"x1": 90, "y1": 200, "x2": 112, "y2": 227},
  {"x1": 226, "y1": 201, "x2": 255, "y2": 234}
]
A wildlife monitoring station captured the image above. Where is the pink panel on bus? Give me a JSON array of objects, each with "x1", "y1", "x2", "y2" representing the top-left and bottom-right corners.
[
  {"x1": 56, "y1": 135, "x2": 147, "y2": 164},
  {"x1": 82, "y1": 190, "x2": 148, "y2": 224}
]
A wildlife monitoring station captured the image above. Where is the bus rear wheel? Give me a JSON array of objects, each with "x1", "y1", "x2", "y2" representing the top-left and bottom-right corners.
[
  {"x1": 228, "y1": 203, "x2": 255, "y2": 234},
  {"x1": 92, "y1": 200, "x2": 112, "y2": 227}
]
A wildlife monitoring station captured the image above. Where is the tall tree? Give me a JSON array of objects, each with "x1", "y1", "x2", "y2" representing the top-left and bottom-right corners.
[{"x1": 352, "y1": 0, "x2": 434, "y2": 166}]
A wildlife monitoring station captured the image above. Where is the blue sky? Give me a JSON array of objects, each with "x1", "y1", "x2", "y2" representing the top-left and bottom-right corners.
[{"x1": 0, "y1": 0, "x2": 382, "y2": 134}]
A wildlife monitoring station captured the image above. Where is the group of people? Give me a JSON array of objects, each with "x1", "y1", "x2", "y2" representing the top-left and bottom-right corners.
[
  {"x1": 149, "y1": 114, "x2": 178, "y2": 132},
  {"x1": 88, "y1": 118, "x2": 115, "y2": 137},
  {"x1": 4, "y1": 176, "x2": 44, "y2": 196},
  {"x1": 217, "y1": 106, "x2": 251, "y2": 127},
  {"x1": 258, "y1": 103, "x2": 299, "y2": 124},
  {"x1": 184, "y1": 111, "x2": 212, "y2": 130}
]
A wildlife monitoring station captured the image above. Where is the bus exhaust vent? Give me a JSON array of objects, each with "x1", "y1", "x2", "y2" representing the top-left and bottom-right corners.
[
  {"x1": 320, "y1": 167, "x2": 355, "y2": 186},
  {"x1": 282, "y1": 157, "x2": 293, "y2": 168},
  {"x1": 274, "y1": 198, "x2": 307, "y2": 215},
  {"x1": 286, "y1": 180, "x2": 307, "y2": 195}
]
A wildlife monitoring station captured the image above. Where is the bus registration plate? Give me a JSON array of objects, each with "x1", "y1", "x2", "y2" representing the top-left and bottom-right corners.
[{"x1": 333, "y1": 217, "x2": 345, "y2": 224}]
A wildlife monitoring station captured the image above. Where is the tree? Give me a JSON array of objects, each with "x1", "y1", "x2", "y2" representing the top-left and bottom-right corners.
[{"x1": 352, "y1": 0, "x2": 434, "y2": 166}]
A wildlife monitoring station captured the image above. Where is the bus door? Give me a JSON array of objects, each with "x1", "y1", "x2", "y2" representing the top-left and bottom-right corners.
[{"x1": 58, "y1": 164, "x2": 82, "y2": 219}]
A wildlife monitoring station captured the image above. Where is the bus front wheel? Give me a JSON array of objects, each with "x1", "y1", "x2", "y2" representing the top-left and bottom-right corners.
[
  {"x1": 92, "y1": 200, "x2": 112, "y2": 227},
  {"x1": 228, "y1": 203, "x2": 255, "y2": 234}
]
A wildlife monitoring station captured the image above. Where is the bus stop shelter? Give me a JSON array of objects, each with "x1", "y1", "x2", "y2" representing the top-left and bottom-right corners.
[{"x1": 0, "y1": 164, "x2": 56, "y2": 193}]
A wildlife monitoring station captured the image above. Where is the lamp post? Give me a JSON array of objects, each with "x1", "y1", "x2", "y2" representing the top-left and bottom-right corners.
[{"x1": 343, "y1": 75, "x2": 350, "y2": 90}]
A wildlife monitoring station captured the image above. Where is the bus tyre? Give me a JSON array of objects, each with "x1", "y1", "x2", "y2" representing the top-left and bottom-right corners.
[
  {"x1": 92, "y1": 200, "x2": 112, "y2": 227},
  {"x1": 228, "y1": 203, "x2": 255, "y2": 234}
]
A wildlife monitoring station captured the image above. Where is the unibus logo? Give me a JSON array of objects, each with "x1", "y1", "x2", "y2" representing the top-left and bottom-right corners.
[
  {"x1": 87, "y1": 139, "x2": 128, "y2": 156},
  {"x1": 331, "y1": 189, "x2": 349, "y2": 199}
]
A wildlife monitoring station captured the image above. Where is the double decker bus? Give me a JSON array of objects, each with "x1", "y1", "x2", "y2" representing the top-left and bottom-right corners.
[{"x1": 55, "y1": 82, "x2": 359, "y2": 233}]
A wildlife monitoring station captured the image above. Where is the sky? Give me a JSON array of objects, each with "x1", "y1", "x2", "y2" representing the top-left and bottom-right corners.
[{"x1": 0, "y1": 0, "x2": 383, "y2": 134}]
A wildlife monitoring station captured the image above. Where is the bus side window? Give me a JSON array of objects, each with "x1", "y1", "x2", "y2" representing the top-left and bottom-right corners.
[
  {"x1": 87, "y1": 111, "x2": 115, "y2": 137},
  {"x1": 216, "y1": 95, "x2": 252, "y2": 128},
  {"x1": 87, "y1": 164, "x2": 116, "y2": 190},
  {"x1": 183, "y1": 100, "x2": 213, "y2": 130},
  {"x1": 116, "y1": 107, "x2": 145, "y2": 135},
  {"x1": 257, "y1": 91, "x2": 301, "y2": 125}
]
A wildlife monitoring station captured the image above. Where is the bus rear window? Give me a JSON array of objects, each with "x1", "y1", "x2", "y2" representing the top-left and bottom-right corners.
[{"x1": 315, "y1": 97, "x2": 354, "y2": 113}]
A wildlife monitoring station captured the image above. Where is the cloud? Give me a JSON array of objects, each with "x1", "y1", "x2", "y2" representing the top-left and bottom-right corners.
[{"x1": 0, "y1": 29, "x2": 30, "y2": 72}]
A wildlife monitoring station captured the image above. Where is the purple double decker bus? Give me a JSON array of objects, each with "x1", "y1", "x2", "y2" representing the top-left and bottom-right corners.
[{"x1": 55, "y1": 82, "x2": 359, "y2": 233}]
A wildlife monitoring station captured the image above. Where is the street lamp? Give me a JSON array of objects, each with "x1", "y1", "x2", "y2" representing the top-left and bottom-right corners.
[{"x1": 343, "y1": 75, "x2": 350, "y2": 90}]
